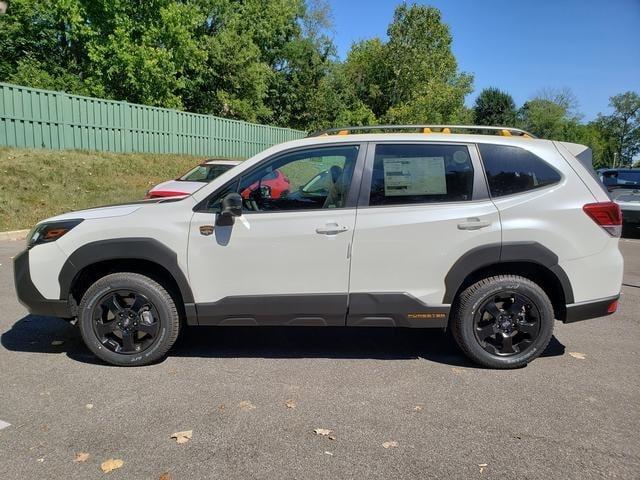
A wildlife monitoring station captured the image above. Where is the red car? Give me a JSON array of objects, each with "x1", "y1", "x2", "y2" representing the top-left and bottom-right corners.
[
  {"x1": 241, "y1": 169, "x2": 291, "y2": 199},
  {"x1": 145, "y1": 159, "x2": 291, "y2": 200}
]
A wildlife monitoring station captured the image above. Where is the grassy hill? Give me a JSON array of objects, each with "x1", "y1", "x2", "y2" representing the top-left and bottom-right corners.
[{"x1": 0, "y1": 147, "x2": 235, "y2": 231}]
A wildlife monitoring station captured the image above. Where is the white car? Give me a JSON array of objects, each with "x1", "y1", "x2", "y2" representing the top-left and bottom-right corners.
[
  {"x1": 598, "y1": 169, "x2": 640, "y2": 228},
  {"x1": 611, "y1": 189, "x2": 640, "y2": 227},
  {"x1": 145, "y1": 159, "x2": 241, "y2": 199},
  {"x1": 14, "y1": 125, "x2": 624, "y2": 368}
]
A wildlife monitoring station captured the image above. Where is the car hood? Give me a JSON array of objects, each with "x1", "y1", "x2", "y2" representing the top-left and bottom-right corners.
[
  {"x1": 149, "y1": 179, "x2": 204, "y2": 195},
  {"x1": 39, "y1": 196, "x2": 187, "y2": 224}
]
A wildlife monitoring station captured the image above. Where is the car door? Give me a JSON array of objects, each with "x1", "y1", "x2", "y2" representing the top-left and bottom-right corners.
[
  {"x1": 347, "y1": 141, "x2": 501, "y2": 327},
  {"x1": 188, "y1": 143, "x2": 365, "y2": 326}
]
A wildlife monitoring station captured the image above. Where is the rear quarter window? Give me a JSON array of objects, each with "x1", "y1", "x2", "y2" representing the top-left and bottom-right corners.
[{"x1": 478, "y1": 144, "x2": 561, "y2": 197}]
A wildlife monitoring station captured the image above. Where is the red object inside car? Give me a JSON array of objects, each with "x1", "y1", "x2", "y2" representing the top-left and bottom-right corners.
[{"x1": 241, "y1": 169, "x2": 291, "y2": 199}]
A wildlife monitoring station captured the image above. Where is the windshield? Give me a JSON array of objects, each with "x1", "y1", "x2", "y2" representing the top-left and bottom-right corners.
[
  {"x1": 178, "y1": 164, "x2": 234, "y2": 182},
  {"x1": 301, "y1": 170, "x2": 331, "y2": 194}
]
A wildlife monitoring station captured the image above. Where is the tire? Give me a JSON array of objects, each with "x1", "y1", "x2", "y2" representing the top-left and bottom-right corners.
[
  {"x1": 450, "y1": 275, "x2": 554, "y2": 369},
  {"x1": 78, "y1": 272, "x2": 180, "y2": 366}
]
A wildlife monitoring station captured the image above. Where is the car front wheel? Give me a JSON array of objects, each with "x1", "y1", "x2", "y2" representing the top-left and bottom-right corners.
[
  {"x1": 451, "y1": 275, "x2": 554, "y2": 369},
  {"x1": 78, "y1": 272, "x2": 180, "y2": 366}
]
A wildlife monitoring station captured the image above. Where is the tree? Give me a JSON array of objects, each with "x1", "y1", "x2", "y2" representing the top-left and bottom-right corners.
[
  {"x1": 343, "y1": 38, "x2": 390, "y2": 119},
  {"x1": 535, "y1": 87, "x2": 580, "y2": 119},
  {"x1": 0, "y1": 1, "x2": 474, "y2": 131},
  {"x1": 518, "y1": 98, "x2": 569, "y2": 139},
  {"x1": 605, "y1": 92, "x2": 640, "y2": 165},
  {"x1": 473, "y1": 88, "x2": 516, "y2": 126},
  {"x1": 343, "y1": 3, "x2": 472, "y2": 125},
  {"x1": 306, "y1": 63, "x2": 377, "y2": 132}
]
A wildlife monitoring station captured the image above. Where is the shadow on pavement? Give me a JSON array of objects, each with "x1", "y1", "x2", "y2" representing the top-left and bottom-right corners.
[{"x1": 2, "y1": 314, "x2": 565, "y2": 368}]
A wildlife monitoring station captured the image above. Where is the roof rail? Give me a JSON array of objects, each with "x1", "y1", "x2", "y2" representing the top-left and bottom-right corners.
[{"x1": 308, "y1": 125, "x2": 537, "y2": 138}]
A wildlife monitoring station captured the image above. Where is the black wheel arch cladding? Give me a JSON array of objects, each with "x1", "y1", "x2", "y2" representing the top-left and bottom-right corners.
[
  {"x1": 58, "y1": 238, "x2": 194, "y2": 304},
  {"x1": 443, "y1": 242, "x2": 574, "y2": 304}
]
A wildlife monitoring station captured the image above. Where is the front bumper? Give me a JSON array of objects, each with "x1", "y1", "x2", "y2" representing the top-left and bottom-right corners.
[
  {"x1": 564, "y1": 295, "x2": 619, "y2": 323},
  {"x1": 13, "y1": 249, "x2": 72, "y2": 318}
]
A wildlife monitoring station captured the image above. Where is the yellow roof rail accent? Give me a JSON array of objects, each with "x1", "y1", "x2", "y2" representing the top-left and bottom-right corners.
[
  {"x1": 499, "y1": 129, "x2": 512, "y2": 137},
  {"x1": 307, "y1": 125, "x2": 537, "y2": 138}
]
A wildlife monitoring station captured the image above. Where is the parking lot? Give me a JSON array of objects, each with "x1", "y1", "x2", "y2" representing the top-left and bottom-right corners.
[{"x1": 0, "y1": 238, "x2": 638, "y2": 479}]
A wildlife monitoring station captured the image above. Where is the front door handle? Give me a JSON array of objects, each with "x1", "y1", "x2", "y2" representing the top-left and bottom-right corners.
[
  {"x1": 316, "y1": 223, "x2": 349, "y2": 235},
  {"x1": 457, "y1": 218, "x2": 491, "y2": 230}
]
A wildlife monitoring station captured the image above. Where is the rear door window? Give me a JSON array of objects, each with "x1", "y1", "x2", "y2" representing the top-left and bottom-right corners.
[
  {"x1": 478, "y1": 144, "x2": 561, "y2": 198},
  {"x1": 368, "y1": 144, "x2": 474, "y2": 206}
]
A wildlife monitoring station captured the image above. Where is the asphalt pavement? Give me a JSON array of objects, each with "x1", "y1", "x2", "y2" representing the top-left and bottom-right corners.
[{"x1": 0, "y1": 238, "x2": 639, "y2": 479}]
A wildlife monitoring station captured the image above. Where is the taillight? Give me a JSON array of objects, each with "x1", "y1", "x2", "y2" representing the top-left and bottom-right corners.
[
  {"x1": 607, "y1": 299, "x2": 618, "y2": 314},
  {"x1": 583, "y1": 202, "x2": 622, "y2": 237}
]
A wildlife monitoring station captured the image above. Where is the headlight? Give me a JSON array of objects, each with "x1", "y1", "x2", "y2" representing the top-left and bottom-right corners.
[{"x1": 27, "y1": 219, "x2": 84, "y2": 248}]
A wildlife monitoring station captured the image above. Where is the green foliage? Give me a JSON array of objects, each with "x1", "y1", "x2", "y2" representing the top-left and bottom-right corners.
[
  {"x1": 596, "y1": 92, "x2": 640, "y2": 166},
  {"x1": 0, "y1": 1, "x2": 473, "y2": 130},
  {"x1": 473, "y1": 88, "x2": 517, "y2": 126},
  {"x1": 518, "y1": 98, "x2": 572, "y2": 139},
  {"x1": 343, "y1": 4, "x2": 473, "y2": 125},
  {"x1": 0, "y1": 0, "x2": 635, "y2": 158},
  {"x1": 514, "y1": 88, "x2": 639, "y2": 168}
]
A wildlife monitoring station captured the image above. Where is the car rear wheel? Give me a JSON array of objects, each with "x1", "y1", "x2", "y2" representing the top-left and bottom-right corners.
[
  {"x1": 450, "y1": 275, "x2": 554, "y2": 369},
  {"x1": 78, "y1": 273, "x2": 180, "y2": 366}
]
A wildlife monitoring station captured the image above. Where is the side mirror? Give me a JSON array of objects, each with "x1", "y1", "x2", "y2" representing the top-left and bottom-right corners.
[{"x1": 220, "y1": 192, "x2": 243, "y2": 218}]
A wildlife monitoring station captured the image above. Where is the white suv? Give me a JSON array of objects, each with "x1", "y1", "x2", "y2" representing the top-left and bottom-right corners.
[{"x1": 13, "y1": 125, "x2": 624, "y2": 368}]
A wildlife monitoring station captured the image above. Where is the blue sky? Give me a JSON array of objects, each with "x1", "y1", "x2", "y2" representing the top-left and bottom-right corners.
[{"x1": 326, "y1": 0, "x2": 640, "y2": 120}]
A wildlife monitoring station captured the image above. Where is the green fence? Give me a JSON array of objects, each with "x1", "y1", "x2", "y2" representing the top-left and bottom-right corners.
[{"x1": 0, "y1": 82, "x2": 305, "y2": 158}]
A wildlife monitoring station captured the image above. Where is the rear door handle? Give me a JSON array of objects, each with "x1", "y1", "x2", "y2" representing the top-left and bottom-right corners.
[
  {"x1": 316, "y1": 223, "x2": 349, "y2": 235},
  {"x1": 457, "y1": 218, "x2": 491, "y2": 230}
]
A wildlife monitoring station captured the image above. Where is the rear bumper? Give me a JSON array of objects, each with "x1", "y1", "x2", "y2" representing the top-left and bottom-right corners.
[
  {"x1": 13, "y1": 249, "x2": 72, "y2": 318},
  {"x1": 564, "y1": 295, "x2": 619, "y2": 323},
  {"x1": 621, "y1": 208, "x2": 640, "y2": 224}
]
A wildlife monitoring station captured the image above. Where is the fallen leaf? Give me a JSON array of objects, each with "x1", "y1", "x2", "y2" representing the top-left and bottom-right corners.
[
  {"x1": 238, "y1": 400, "x2": 256, "y2": 411},
  {"x1": 285, "y1": 399, "x2": 296, "y2": 409},
  {"x1": 314, "y1": 428, "x2": 332, "y2": 436},
  {"x1": 413, "y1": 405, "x2": 424, "y2": 412},
  {"x1": 86, "y1": 404, "x2": 94, "y2": 410},
  {"x1": 479, "y1": 463, "x2": 488, "y2": 474},
  {"x1": 170, "y1": 430, "x2": 193, "y2": 444},
  {"x1": 159, "y1": 473, "x2": 171, "y2": 480},
  {"x1": 74, "y1": 452, "x2": 90, "y2": 463},
  {"x1": 100, "y1": 458, "x2": 123, "y2": 473},
  {"x1": 382, "y1": 441, "x2": 398, "y2": 449},
  {"x1": 217, "y1": 404, "x2": 225, "y2": 411},
  {"x1": 569, "y1": 352, "x2": 586, "y2": 360},
  {"x1": 51, "y1": 340, "x2": 64, "y2": 346}
]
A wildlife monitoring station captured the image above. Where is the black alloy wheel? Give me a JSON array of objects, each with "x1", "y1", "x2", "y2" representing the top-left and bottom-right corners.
[
  {"x1": 92, "y1": 290, "x2": 160, "y2": 354},
  {"x1": 473, "y1": 291, "x2": 541, "y2": 356},
  {"x1": 450, "y1": 275, "x2": 554, "y2": 369}
]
